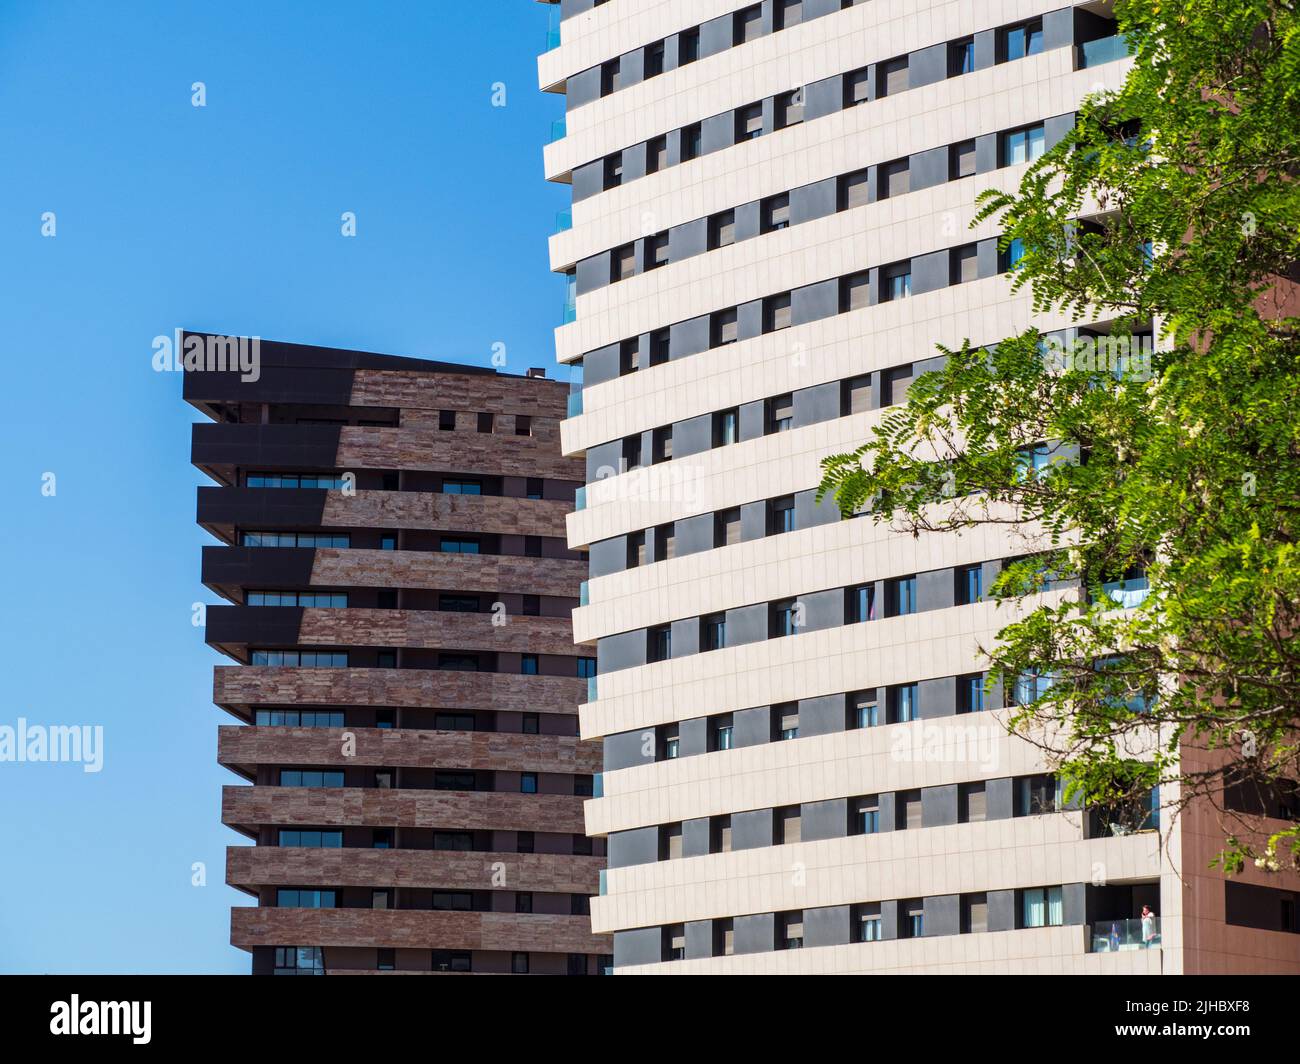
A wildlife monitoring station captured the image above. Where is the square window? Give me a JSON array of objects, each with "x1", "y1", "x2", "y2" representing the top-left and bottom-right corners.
[
  {"x1": 949, "y1": 37, "x2": 975, "y2": 77},
  {"x1": 678, "y1": 27, "x2": 700, "y2": 65},
  {"x1": 736, "y1": 103, "x2": 763, "y2": 142},
  {"x1": 763, "y1": 292, "x2": 792, "y2": 333},
  {"x1": 680, "y1": 122, "x2": 702, "y2": 161},
  {"x1": 713, "y1": 408, "x2": 739, "y2": 447},
  {"x1": 950, "y1": 139, "x2": 977, "y2": 179},
  {"x1": 646, "y1": 231, "x2": 669, "y2": 269},
  {"x1": 644, "y1": 40, "x2": 665, "y2": 79},
  {"x1": 776, "y1": 89, "x2": 803, "y2": 129},
  {"x1": 600, "y1": 58, "x2": 621, "y2": 97},
  {"x1": 838, "y1": 168, "x2": 869, "y2": 211},
  {"x1": 950, "y1": 243, "x2": 979, "y2": 285},
  {"x1": 734, "y1": 5, "x2": 762, "y2": 45},
  {"x1": 761, "y1": 192, "x2": 790, "y2": 232},
  {"x1": 603, "y1": 152, "x2": 623, "y2": 190},
  {"x1": 714, "y1": 507, "x2": 741, "y2": 547},
  {"x1": 882, "y1": 262, "x2": 911, "y2": 302},
  {"x1": 776, "y1": 0, "x2": 803, "y2": 31},
  {"x1": 844, "y1": 67, "x2": 870, "y2": 107},
  {"x1": 649, "y1": 328, "x2": 671, "y2": 365},
  {"x1": 646, "y1": 134, "x2": 668, "y2": 175},
  {"x1": 708, "y1": 209, "x2": 736, "y2": 250},
  {"x1": 612, "y1": 243, "x2": 635, "y2": 282},
  {"x1": 711, "y1": 308, "x2": 739, "y2": 347},
  {"x1": 841, "y1": 373, "x2": 871, "y2": 415},
  {"x1": 879, "y1": 158, "x2": 909, "y2": 199},
  {"x1": 765, "y1": 393, "x2": 793, "y2": 433},
  {"x1": 840, "y1": 270, "x2": 871, "y2": 312},
  {"x1": 878, "y1": 56, "x2": 908, "y2": 97}
]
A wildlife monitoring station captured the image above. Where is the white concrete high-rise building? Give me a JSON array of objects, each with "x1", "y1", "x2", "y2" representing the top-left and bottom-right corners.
[{"x1": 539, "y1": 0, "x2": 1300, "y2": 973}]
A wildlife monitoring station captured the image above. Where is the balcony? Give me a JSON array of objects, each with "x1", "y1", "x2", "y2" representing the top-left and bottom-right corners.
[
  {"x1": 1077, "y1": 34, "x2": 1130, "y2": 69},
  {"x1": 555, "y1": 209, "x2": 572, "y2": 234},
  {"x1": 1090, "y1": 917, "x2": 1160, "y2": 952},
  {"x1": 549, "y1": 118, "x2": 566, "y2": 143},
  {"x1": 566, "y1": 388, "x2": 583, "y2": 417}
]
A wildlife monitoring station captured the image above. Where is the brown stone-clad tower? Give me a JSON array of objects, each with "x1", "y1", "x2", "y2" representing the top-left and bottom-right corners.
[{"x1": 187, "y1": 334, "x2": 611, "y2": 974}]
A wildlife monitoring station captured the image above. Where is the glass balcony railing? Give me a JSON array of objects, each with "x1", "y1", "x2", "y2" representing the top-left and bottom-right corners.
[
  {"x1": 567, "y1": 388, "x2": 583, "y2": 417},
  {"x1": 1090, "y1": 917, "x2": 1160, "y2": 952},
  {"x1": 561, "y1": 298, "x2": 576, "y2": 324},
  {"x1": 545, "y1": 27, "x2": 561, "y2": 50},
  {"x1": 598, "y1": 868, "x2": 608, "y2": 896},
  {"x1": 579, "y1": 580, "x2": 590, "y2": 607},
  {"x1": 574, "y1": 485, "x2": 586, "y2": 511},
  {"x1": 555, "y1": 209, "x2": 572, "y2": 234},
  {"x1": 549, "y1": 117, "x2": 566, "y2": 143},
  {"x1": 1078, "y1": 34, "x2": 1130, "y2": 69},
  {"x1": 593, "y1": 772, "x2": 604, "y2": 798},
  {"x1": 1102, "y1": 575, "x2": 1150, "y2": 608},
  {"x1": 586, "y1": 675, "x2": 598, "y2": 703}
]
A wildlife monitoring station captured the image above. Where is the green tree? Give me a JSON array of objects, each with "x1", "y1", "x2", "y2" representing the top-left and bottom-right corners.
[{"x1": 820, "y1": 0, "x2": 1300, "y2": 872}]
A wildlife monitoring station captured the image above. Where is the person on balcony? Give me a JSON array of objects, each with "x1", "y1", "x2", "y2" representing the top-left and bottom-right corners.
[{"x1": 1141, "y1": 905, "x2": 1157, "y2": 947}]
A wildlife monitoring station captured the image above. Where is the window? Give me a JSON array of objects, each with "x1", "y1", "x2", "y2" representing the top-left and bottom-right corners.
[
  {"x1": 277, "y1": 889, "x2": 337, "y2": 908},
  {"x1": 840, "y1": 270, "x2": 871, "y2": 311},
  {"x1": 779, "y1": 910, "x2": 804, "y2": 950},
  {"x1": 711, "y1": 715, "x2": 734, "y2": 752},
  {"x1": 878, "y1": 56, "x2": 908, "y2": 97},
  {"x1": 664, "y1": 924, "x2": 687, "y2": 961},
  {"x1": 956, "y1": 564, "x2": 983, "y2": 605},
  {"x1": 736, "y1": 103, "x2": 763, "y2": 142},
  {"x1": 882, "y1": 364, "x2": 913, "y2": 405},
  {"x1": 703, "y1": 613, "x2": 727, "y2": 651},
  {"x1": 372, "y1": 889, "x2": 393, "y2": 910},
  {"x1": 950, "y1": 243, "x2": 979, "y2": 284},
  {"x1": 525, "y1": 475, "x2": 542, "y2": 498},
  {"x1": 678, "y1": 27, "x2": 700, "y2": 65},
  {"x1": 776, "y1": 89, "x2": 803, "y2": 129},
  {"x1": 1001, "y1": 19, "x2": 1044, "y2": 63},
  {"x1": 648, "y1": 624, "x2": 672, "y2": 663},
  {"x1": 443, "y1": 478, "x2": 482, "y2": 495},
  {"x1": 711, "y1": 307, "x2": 739, "y2": 347},
  {"x1": 274, "y1": 946, "x2": 324, "y2": 975},
  {"x1": 652, "y1": 427, "x2": 673, "y2": 464},
  {"x1": 520, "y1": 653, "x2": 539, "y2": 675},
  {"x1": 776, "y1": 0, "x2": 803, "y2": 30},
  {"x1": 600, "y1": 58, "x2": 621, "y2": 97},
  {"x1": 520, "y1": 594, "x2": 540, "y2": 617},
  {"x1": 660, "y1": 725, "x2": 680, "y2": 761},
  {"x1": 612, "y1": 243, "x2": 635, "y2": 282},
  {"x1": 770, "y1": 599, "x2": 798, "y2": 638},
  {"x1": 846, "y1": 583, "x2": 874, "y2": 623},
  {"x1": 855, "y1": 905, "x2": 882, "y2": 943},
  {"x1": 438, "y1": 652, "x2": 480, "y2": 671},
  {"x1": 372, "y1": 829, "x2": 393, "y2": 848},
  {"x1": 440, "y1": 537, "x2": 480, "y2": 554},
  {"x1": 1020, "y1": 886, "x2": 1064, "y2": 928},
  {"x1": 574, "y1": 774, "x2": 594, "y2": 797},
  {"x1": 659, "y1": 823, "x2": 683, "y2": 860},
  {"x1": 242, "y1": 532, "x2": 350, "y2": 549},
  {"x1": 882, "y1": 261, "x2": 911, "y2": 301},
  {"x1": 512, "y1": 952, "x2": 530, "y2": 974},
  {"x1": 713, "y1": 407, "x2": 739, "y2": 447},
  {"x1": 646, "y1": 231, "x2": 669, "y2": 270},
  {"x1": 246, "y1": 473, "x2": 350, "y2": 490},
  {"x1": 619, "y1": 338, "x2": 640, "y2": 376},
  {"x1": 646, "y1": 134, "x2": 668, "y2": 174},
  {"x1": 626, "y1": 531, "x2": 646, "y2": 569},
  {"x1": 949, "y1": 37, "x2": 975, "y2": 77},
  {"x1": 714, "y1": 507, "x2": 742, "y2": 547},
  {"x1": 734, "y1": 5, "x2": 762, "y2": 45},
  {"x1": 842, "y1": 374, "x2": 871, "y2": 415},
  {"x1": 763, "y1": 292, "x2": 792, "y2": 333},
  {"x1": 879, "y1": 157, "x2": 909, "y2": 199},
  {"x1": 765, "y1": 393, "x2": 793, "y2": 433},
  {"x1": 248, "y1": 591, "x2": 347, "y2": 608},
  {"x1": 963, "y1": 893, "x2": 989, "y2": 933},
  {"x1": 902, "y1": 899, "x2": 924, "y2": 938},
  {"x1": 777, "y1": 705, "x2": 799, "y2": 741},
  {"x1": 380, "y1": 534, "x2": 396, "y2": 551},
  {"x1": 713, "y1": 918, "x2": 735, "y2": 957},
  {"x1": 257, "y1": 709, "x2": 346, "y2": 727},
  {"x1": 653, "y1": 522, "x2": 675, "y2": 561},
  {"x1": 279, "y1": 770, "x2": 345, "y2": 788},
  {"x1": 958, "y1": 673, "x2": 986, "y2": 714},
  {"x1": 516, "y1": 831, "x2": 534, "y2": 854},
  {"x1": 432, "y1": 950, "x2": 472, "y2": 973},
  {"x1": 680, "y1": 122, "x2": 702, "y2": 161},
  {"x1": 960, "y1": 782, "x2": 987, "y2": 824},
  {"x1": 435, "y1": 712, "x2": 475, "y2": 731},
  {"x1": 603, "y1": 151, "x2": 623, "y2": 190},
  {"x1": 767, "y1": 495, "x2": 795, "y2": 535},
  {"x1": 838, "y1": 168, "x2": 869, "y2": 211},
  {"x1": 439, "y1": 594, "x2": 480, "y2": 613},
  {"x1": 1002, "y1": 123, "x2": 1046, "y2": 166},
  {"x1": 711, "y1": 814, "x2": 733, "y2": 853},
  {"x1": 844, "y1": 66, "x2": 870, "y2": 107},
  {"x1": 851, "y1": 691, "x2": 879, "y2": 729},
  {"x1": 434, "y1": 770, "x2": 475, "y2": 791},
  {"x1": 576, "y1": 656, "x2": 597, "y2": 679},
  {"x1": 622, "y1": 434, "x2": 642, "y2": 470},
  {"x1": 708, "y1": 209, "x2": 736, "y2": 250},
  {"x1": 434, "y1": 831, "x2": 474, "y2": 851},
  {"x1": 649, "y1": 328, "x2": 671, "y2": 365},
  {"x1": 439, "y1": 410, "x2": 456, "y2": 431},
  {"x1": 1016, "y1": 774, "x2": 1061, "y2": 816},
  {"x1": 888, "y1": 683, "x2": 919, "y2": 724},
  {"x1": 1000, "y1": 237, "x2": 1027, "y2": 273},
  {"x1": 644, "y1": 40, "x2": 665, "y2": 79},
  {"x1": 520, "y1": 773, "x2": 538, "y2": 794},
  {"x1": 476, "y1": 412, "x2": 494, "y2": 433},
  {"x1": 886, "y1": 575, "x2": 916, "y2": 616},
  {"x1": 853, "y1": 795, "x2": 880, "y2": 834},
  {"x1": 522, "y1": 713, "x2": 540, "y2": 735},
  {"x1": 278, "y1": 827, "x2": 343, "y2": 848},
  {"x1": 251, "y1": 650, "x2": 348, "y2": 668},
  {"x1": 761, "y1": 192, "x2": 790, "y2": 232},
  {"x1": 950, "y1": 138, "x2": 977, "y2": 179}
]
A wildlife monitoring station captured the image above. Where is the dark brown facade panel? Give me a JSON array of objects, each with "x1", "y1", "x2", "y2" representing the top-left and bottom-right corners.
[
  {"x1": 222, "y1": 786, "x2": 588, "y2": 835},
  {"x1": 226, "y1": 846, "x2": 603, "y2": 894},
  {"x1": 212, "y1": 666, "x2": 586, "y2": 715},
  {"x1": 231, "y1": 907, "x2": 609, "y2": 954},
  {"x1": 218, "y1": 726, "x2": 601, "y2": 775}
]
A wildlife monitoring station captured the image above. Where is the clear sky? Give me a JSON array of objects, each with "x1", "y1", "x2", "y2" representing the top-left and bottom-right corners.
[{"x1": 0, "y1": 0, "x2": 569, "y2": 973}]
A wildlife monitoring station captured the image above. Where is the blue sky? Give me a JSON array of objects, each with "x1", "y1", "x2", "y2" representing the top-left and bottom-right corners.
[{"x1": 0, "y1": 0, "x2": 568, "y2": 973}]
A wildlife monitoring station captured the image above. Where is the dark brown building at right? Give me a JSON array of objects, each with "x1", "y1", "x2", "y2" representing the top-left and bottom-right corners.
[{"x1": 187, "y1": 334, "x2": 610, "y2": 974}]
